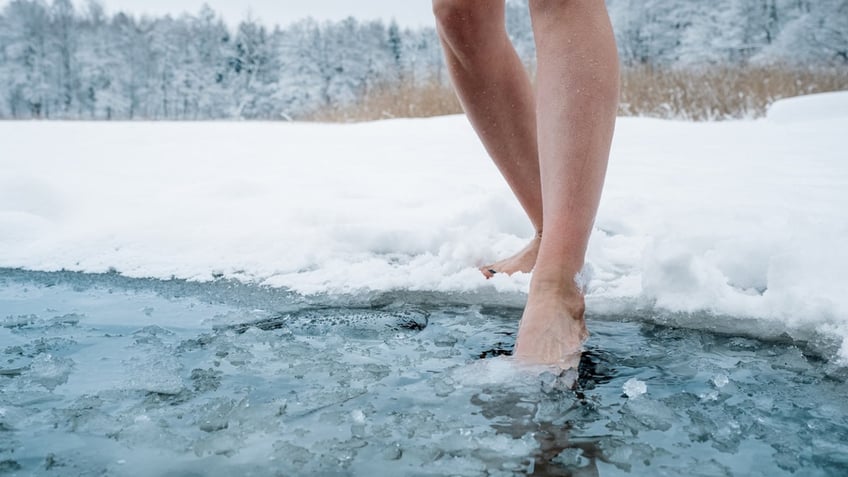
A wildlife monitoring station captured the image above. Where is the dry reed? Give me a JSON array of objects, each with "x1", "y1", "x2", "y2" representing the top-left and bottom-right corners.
[
  {"x1": 307, "y1": 66, "x2": 848, "y2": 122},
  {"x1": 620, "y1": 66, "x2": 848, "y2": 120},
  {"x1": 307, "y1": 80, "x2": 462, "y2": 122}
]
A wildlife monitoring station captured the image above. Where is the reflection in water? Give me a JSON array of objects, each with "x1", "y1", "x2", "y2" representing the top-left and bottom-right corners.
[{"x1": 471, "y1": 350, "x2": 616, "y2": 476}]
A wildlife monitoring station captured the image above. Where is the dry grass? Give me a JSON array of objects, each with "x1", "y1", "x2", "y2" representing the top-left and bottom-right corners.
[
  {"x1": 620, "y1": 66, "x2": 848, "y2": 120},
  {"x1": 307, "y1": 80, "x2": 462, "y2": 122},
  {"x1": 307, "y1": 66, "x2": 848, "y2": 122}
]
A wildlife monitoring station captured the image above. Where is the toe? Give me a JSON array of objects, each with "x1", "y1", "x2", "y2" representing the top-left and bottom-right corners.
[{"x1": 480, "y1": 266, "x2": 496, "y2": 279}]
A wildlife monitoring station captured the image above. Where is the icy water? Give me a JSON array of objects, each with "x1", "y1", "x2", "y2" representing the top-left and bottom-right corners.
[{"x1": 1, "y1": 270, "x2": 847, "y2": 476}]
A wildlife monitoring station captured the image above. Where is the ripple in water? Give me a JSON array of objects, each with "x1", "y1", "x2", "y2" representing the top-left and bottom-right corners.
[{"x1": 0, "y1": 269, "x2": 846, "y2": 476}]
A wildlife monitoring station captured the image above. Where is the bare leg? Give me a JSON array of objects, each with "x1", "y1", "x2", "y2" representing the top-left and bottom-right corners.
[
  {"x1": 513, "y1": 0, "x2": 619, "y2": 367},
  {"x1": 432, "y1": 0, "x2": 543, "y2": 277}
]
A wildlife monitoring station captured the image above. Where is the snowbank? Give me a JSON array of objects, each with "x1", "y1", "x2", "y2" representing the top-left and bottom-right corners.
[
  {"x1": 1, "y1": 93, "x2": 847, "y2": 361},
  {"x1": 767, "y1": 91, "x2": 848, "y2": 123}
]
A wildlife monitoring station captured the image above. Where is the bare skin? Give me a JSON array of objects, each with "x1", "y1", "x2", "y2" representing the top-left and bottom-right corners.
[
  {"x1": 433, "y1": 0, "x2": 543, "y2": 279},
  {"x1": 434, "y1": 0, "x2": 619, "y2": 367},
  {"x1": 479, "y1": 231, "x2": 541, "y2": 278}
]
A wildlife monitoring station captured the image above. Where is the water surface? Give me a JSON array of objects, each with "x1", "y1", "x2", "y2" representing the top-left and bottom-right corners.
[{"x1": 1, "y1": 270, "x2": 846, "y2": 476}]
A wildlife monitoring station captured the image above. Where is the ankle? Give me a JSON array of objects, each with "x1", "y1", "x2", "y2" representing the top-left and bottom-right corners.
[
  {"x1": 528, "y1": 274, "x2": 586, "y2": 317},
  {"x1": 530, "y1": 266, "x2": 582, "y2": 291}
]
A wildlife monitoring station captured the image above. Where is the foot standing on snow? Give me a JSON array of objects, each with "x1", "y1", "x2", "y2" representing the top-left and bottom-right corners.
[
  {"x1": 433, "y1": 0, "x2": 619, "y2": 368},
  {"x1": 479, "y1": 230, "x2": 542, "y2": 279}
]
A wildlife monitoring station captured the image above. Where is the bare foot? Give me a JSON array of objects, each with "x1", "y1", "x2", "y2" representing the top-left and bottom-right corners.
[
  {"x1": 480, "y1": 232, "x2": 542, "y2": 279},
  {"x1": 513, "y1": 280, "x2": 588, "y2": 370}
]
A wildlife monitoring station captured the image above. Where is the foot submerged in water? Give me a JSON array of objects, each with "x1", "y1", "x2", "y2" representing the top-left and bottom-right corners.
[
  {"x1": 480, "y1": 233, "x2": 542, "y2": 279},
  {"x1": 513, "y1": 280, "x2": 588, "y2": 370}
]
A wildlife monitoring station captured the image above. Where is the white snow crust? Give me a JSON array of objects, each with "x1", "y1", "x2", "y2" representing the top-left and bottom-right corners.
[
  {"x1": 767, "y1": 91, "x2": 848, "y2": 124},
  {"x1": 2, "y1": 92, "x2": 847, "y2": 361}
]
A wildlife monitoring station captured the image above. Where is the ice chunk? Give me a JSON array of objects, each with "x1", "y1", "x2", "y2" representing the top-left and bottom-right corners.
[
  {"x1": 622, "y1": 378, "x2": 647, "y2": 398},
  {"x1": 712, "y1": 374, "x2": 729, "y2": 388},
  {"x1": 25, "y1": 353, "x2": 73, "y2": 391},
  {"x1": 451, "y1": 356, "x2": 534, "y2": 388},
  {"x1": 381, "y1": 443, "x2": 403, "y2": 461},
  {"x1": 432, "y1": 376, "x2": 456, "y2": 397},
  {"x1": 219, "y1": 307, "x2": 429, "y2": 339},
  {"x1": 0, "y1": 406, "x2": 25, "y2": 432},
  {"x1": 2, "y1": 314, "x2": 39, "y2": 329},
  {"x1": 189, "y1": 368, "x2": 222, "y2": 393},
  {"x1": 552, "y1": 447, "x2": 591, "y2": 468},
  {"x1": 0, "y1": 460, "x2": 22, "y2": 472},
  {"x1": 124, "y1": 354, "x2": 184, "y2": 395},
  {"x1": 621, "y1": 398, "x2": 674, "y2": 432},
  {"x1": 350, "y1": 409, "x2": 366, "y2": 424},
  {"x1": 49, "y1": 313, "x2": 83, "y2": 327},
  {"x1": 433, "y1": 333, "x2": 458, "y2": 347}
]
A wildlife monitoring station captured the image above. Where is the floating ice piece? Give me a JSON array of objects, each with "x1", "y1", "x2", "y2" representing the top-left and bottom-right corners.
[
  {"x1": 25, "y1": 354, "x2": 73, "y2": 391},
  {"x1": 2, "y1": 314, "x2": 39, "y2": 328},
  {"x1": 125, "y1": 355, "x2": 184, "y2": 395},
  {"x1": 712, "y1": 373, "x2": 729, "y2": 388},
  {"x1": 700, "y1": 390, "x2": 720, "y2": 402},
  {"x1": 381, "y1": 443, "x2": 402, "y2": 461},
  {"x1": 623, "y1": 378, "x2": 647, "y2": 398},
  {"x1": 552, "y1": 448, "x2": 591, "y2": 468},
  {"x1": 218, "y1": 307, "x2": 429, "y2": 339}
]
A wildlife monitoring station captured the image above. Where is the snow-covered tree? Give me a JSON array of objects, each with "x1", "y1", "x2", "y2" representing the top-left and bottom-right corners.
[
  {"x1": 49, "y1": 0, "x2": 77, "y2": 116},
  {"x1": 0, "y1": 0, "x2": 844, "y2": 120},
  {"x1": 187, "y1": 5, "x2": 233, "y2": 118},
  {"x1": 756, "y1": 0, "x2": 848, "y2": 65},
  {"x1": 399, "y1": 26, "x2": 445, "y2": 87},
  {"x1": 228, "y1": 17, "x2": 280, "y2": 118},
  {"x1": 2, "y1": 0, "x2": 53, "y2": 117}
]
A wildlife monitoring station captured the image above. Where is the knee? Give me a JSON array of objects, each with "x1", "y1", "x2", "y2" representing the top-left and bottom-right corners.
[
  {"x1": 431, "y1": 0, "x2": 468, "y2": 31},
  {"x1": 432, "y1": 0, "x2": 499, "y2": 40}
]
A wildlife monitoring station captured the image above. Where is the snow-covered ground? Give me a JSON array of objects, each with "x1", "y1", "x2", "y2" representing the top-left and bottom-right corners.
[{"x1": 2, "y1": 92, "x2": 847, "y2": 362}]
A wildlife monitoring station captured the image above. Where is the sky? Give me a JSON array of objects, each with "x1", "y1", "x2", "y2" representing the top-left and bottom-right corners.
[{"x1": 24, "y1": 0, "x2": 438, "y2": 28}]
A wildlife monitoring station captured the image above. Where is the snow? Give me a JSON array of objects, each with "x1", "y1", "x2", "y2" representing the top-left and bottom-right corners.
[
  {"x1": 767, "y1": 91, "x2": 848, "y2": 124},
  {"x1": 1, "y1": 92, "x2": 847, "y2": 362}
]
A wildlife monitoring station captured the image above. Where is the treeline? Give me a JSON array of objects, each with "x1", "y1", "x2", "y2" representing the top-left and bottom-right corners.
[
  {"x1": 0, "y1": 0, "x2": 845, "y2": 121},
  {"x1": 609, "y1": 0, "x2": 848, "y2": 67},
  {"x1": 0, "y1": 0, "x2": 447, "y2": 120}
]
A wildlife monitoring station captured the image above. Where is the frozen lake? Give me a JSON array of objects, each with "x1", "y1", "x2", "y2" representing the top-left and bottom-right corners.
[{"x1": 2, "y1": 269, "x2": 846, "y2": 476}]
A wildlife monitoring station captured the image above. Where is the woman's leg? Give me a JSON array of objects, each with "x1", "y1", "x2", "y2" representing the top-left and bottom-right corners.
[
  {"x1": 432, "y1": 0, "x2": 543, "y2": 277},
  {"x1": 513, "y1": 0, "x2": 619, "y2": 366}
]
